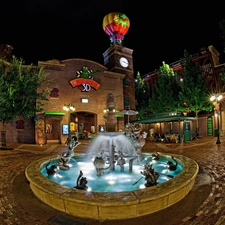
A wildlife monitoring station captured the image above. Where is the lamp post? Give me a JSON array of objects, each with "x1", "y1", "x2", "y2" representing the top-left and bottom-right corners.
[
  {"x1": 210, "y1": 95, "x2": 222, "y2": 144},
  {"x1": 63, "y1": 103, "x2": 75, "y2": 137}
]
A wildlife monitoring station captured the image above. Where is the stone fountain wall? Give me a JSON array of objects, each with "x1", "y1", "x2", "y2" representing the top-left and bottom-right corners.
[{"x1": 25, "y1": 154, "x2": 199, "y2": 219}]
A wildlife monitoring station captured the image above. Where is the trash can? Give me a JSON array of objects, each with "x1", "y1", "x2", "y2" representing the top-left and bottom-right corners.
[{"x1": 214, "y1": 128, "x2": 219, "y2": 137}]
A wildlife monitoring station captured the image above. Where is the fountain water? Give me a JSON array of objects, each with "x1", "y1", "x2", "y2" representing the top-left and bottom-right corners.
[
  {"x1": 26, "y1": 128, "x2": 199, "y2": 219},
  {"x1": 40, "y1": 132, "x2": 183, "y2": 192}
]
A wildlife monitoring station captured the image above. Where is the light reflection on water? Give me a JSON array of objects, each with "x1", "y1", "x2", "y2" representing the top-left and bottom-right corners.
[{"x1": 41, "y1": 153, "x2": 183, "y2": 192}]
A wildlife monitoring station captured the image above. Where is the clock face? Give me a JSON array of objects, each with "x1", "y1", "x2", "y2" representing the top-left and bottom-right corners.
[{"x1": 119, "y1": 57, "x2": 129, "y2": 68}]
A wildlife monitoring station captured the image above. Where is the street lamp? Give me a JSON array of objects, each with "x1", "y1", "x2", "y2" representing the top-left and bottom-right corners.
[
  {"x1": 210, "y1": 95, "x2": 222, "y2": 144},
  {"x1": 63, "y1": 104, "x2": 75, "y2": 136}
]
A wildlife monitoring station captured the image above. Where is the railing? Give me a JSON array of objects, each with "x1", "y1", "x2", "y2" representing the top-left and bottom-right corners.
[{"x1": 142, "y1": 53, "x2": 200, "y2": 79}]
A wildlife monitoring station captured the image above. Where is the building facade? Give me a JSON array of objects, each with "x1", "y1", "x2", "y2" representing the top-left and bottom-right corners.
[
  {"x1": 0, "y1": 12, "x2": 138, "y2": 145},
  {"x1": 142, "y1": 45, "x2": 225, "y2": 139},
  {"x1": 2, "y1": 44, "x2": 136, "y2": 145},
  {"x1": 1, "y1": 43, "x2": 224, "y2": 144}
]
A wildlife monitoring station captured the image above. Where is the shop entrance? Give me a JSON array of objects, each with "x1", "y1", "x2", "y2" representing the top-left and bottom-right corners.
[
  {"x1": 207, "y1": 117, "x2": 213, "y2": 136},
  {"x1": 45, "y1": 112, "x2": 97, "y2": 143},
  {"x1": 183, "y1": 121, "x2": 191, "y2": 142},
  {"x1": 70, "y1": 112, "x2": 97, "y2": 140},
  {"x1": 46, "y1": 116, "x2": 62, "y2": 144}
]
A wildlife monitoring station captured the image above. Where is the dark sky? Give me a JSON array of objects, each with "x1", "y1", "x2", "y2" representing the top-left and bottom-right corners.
[{"x1": 1, "y1": 1, "x2": 225, "y2": 75}]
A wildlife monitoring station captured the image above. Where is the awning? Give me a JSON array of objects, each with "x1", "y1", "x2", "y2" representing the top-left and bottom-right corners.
[
  {"x1": 45, "y1": 112, "x2": 65, "y2": 116},
  {"x1": 104, "y1": 113, "x2": 124, "y2": 118},
  {"x1": 136, "y1": 116, "x2": 196, "y2": 124}
]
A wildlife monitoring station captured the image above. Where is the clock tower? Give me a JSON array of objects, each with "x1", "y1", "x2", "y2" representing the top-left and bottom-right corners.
[
  {"x1": 102, "y1": 12, "x2": 136, "y2": 126},
  {"x1": 102, "y1": 44, "x2": 135, "y2": 111}
]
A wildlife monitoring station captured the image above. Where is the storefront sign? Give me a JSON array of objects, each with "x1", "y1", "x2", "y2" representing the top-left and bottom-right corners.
[{"x1": 70, "y1": 67, "x2": 100, "y2": 92}]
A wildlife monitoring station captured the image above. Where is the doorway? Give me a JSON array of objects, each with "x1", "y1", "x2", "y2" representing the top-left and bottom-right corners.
[
  {"x1": 71, "y1": 112, "x2": 97, "y2": 139},
  {"x1": 183, "y1": 121, "x2": 191, "y2": 142},
  {"x1": 45, "y1": 116, "x2": 62, "y2": 144},
  {"x1": 207, "y1": 117, "x2": 213, "y2": 136}
]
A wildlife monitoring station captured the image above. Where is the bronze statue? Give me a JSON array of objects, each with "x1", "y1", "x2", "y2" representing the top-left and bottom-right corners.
[
  {"x1": 167, "y1": 156, "x2": 178, "y2": 171},
  {"x1": 46, "y1": 160, "x2": 57, "y2": 176},
  {"x1": 74, "y1": 170, "x2": 88, "y2": 190},
  {"x1": 140, "y1": 163, "x2": 159, "y2": 187},
  {"x1": 57, "y1": 136, "x2": 80, "y2": 170},
  {"x1": 152, "y1": 151, "x2": 160, "y2": 160}
]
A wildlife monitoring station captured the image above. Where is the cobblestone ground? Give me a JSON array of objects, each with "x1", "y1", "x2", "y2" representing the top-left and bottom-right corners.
[{"x1": 0, "y1": 136, "x2": 225, "y2": 225}]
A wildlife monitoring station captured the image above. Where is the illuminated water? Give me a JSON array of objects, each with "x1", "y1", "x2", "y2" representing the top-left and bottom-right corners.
[{"x1": 40, "y1": 153, "x2": 183, "y2": 192}]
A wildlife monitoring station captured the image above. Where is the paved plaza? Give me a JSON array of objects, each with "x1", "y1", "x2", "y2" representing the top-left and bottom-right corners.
[{"x1": 0, "y1": 135, "x2": 225, "y2": 225}]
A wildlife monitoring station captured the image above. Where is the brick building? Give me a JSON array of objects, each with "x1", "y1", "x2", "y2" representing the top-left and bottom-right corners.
[
  {"x1": 1, "y1": 44, "x2": 224, "y2": 144},
  {"x1": 141, "y1": 45, "x2": 225, "y2": 140},
  {"x1": 1, "y1": 12, "x2": 138, "y2": 145},
  {"x1": 1, "y1": 43, "x2": 136, "y2": 145}
]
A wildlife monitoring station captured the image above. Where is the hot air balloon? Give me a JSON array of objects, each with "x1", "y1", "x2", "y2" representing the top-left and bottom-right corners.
[{"x1": 103, "y1": 12, "x2": 130, "y2": 45}]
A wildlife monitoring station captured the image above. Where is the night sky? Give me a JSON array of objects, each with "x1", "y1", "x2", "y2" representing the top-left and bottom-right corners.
[{"x1": 1, "y1": 1, "x2": 224, "y2": 76}]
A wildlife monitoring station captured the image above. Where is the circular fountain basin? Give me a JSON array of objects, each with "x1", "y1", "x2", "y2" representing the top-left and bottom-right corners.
[
  {"x1": 25, "y1": 153, "x2": 198, "y2": 220},
  {"x1": 40, "y1": 153, "x2": 183, "y2": 192}
]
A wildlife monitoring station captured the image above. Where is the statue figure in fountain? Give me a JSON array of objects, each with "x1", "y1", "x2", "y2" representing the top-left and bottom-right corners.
[
  {"x1": 46, "y1": 159, "x2": 57, "y2": 176},
  {"x1": 57, "y1": 136, "x2": 81, "y2": 170},
  {"x1": 167, "y1": 156, "x2": 178, "y2": 171},
  {"x1": 152, "y1": 151, "x2": 160, "y2": 160},
  {"x1": 125, "y1": 123, "x2": 147, "y2": 154},
  {"x1": 93, "y1": 151, "x2": 111, "y2": 176},
  {"x1": 57, "y1": 153, "x2": 71, "y2": 170},
  {"x1": 65, "y1": 136, "x2": 80, "y2": 157},
  {"x1": 74, "y1": 170, "x2": 88, "y2": 190},
  {"x1": 124, "y1": 123, "x2": 135, "y2": 142},
  {"x1": 117, "y1": 152, "x2": 126, "y2": 172},
  {"x1": 141, "y1": 163, "x2": 159, "y2": 187}
]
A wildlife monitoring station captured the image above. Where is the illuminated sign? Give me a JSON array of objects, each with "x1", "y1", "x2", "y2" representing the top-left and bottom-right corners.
[
  {"x1": 81, "y1": 98, "x2": 88, "y2": 103},
  {"x1": 70, "y1": 67, "x2": 100, "y2": 92},
  {"x1": 70, "y1": 78, "x2": 100, "y2": 91},
  {"x1": 62, "y1": 124, "x2": 69, "y2": 135}
]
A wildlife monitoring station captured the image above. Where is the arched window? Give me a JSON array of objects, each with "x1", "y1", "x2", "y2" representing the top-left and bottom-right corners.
[{"x1": 50, "y1": 88, "x2": 59, "y2": 98}]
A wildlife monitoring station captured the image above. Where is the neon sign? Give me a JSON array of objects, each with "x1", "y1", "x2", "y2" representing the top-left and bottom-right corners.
[{"x1": 70, "y1": 67, "x2": 100, "y2": 92}]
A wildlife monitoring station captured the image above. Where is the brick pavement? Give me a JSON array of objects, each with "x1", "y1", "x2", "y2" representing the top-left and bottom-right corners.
[{"x1": 0, "y1": 136, "x2": 225, "y2": 225}]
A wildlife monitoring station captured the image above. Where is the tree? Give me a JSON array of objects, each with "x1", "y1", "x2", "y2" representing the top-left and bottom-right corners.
[
  {"x1": 0, "y1": 56, "x2": 49, "y2": 149},
  {"x1": 135, "y1": 71, "x2": 150, "y2": 119},
  {"x1": 148, "y1": 61, "x2": 180, "y2": 113},
  {"x1": 178, "y1": 50, "x2": 212, "y2": 135}
]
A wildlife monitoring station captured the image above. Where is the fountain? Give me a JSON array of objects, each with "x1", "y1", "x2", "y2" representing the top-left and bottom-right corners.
[
  {"x1": 40, "y1": 132, "x2": 183, "y2": 192},
  {"x1": 25, "y1": 127, "x2": 199, "y2": 220}
]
